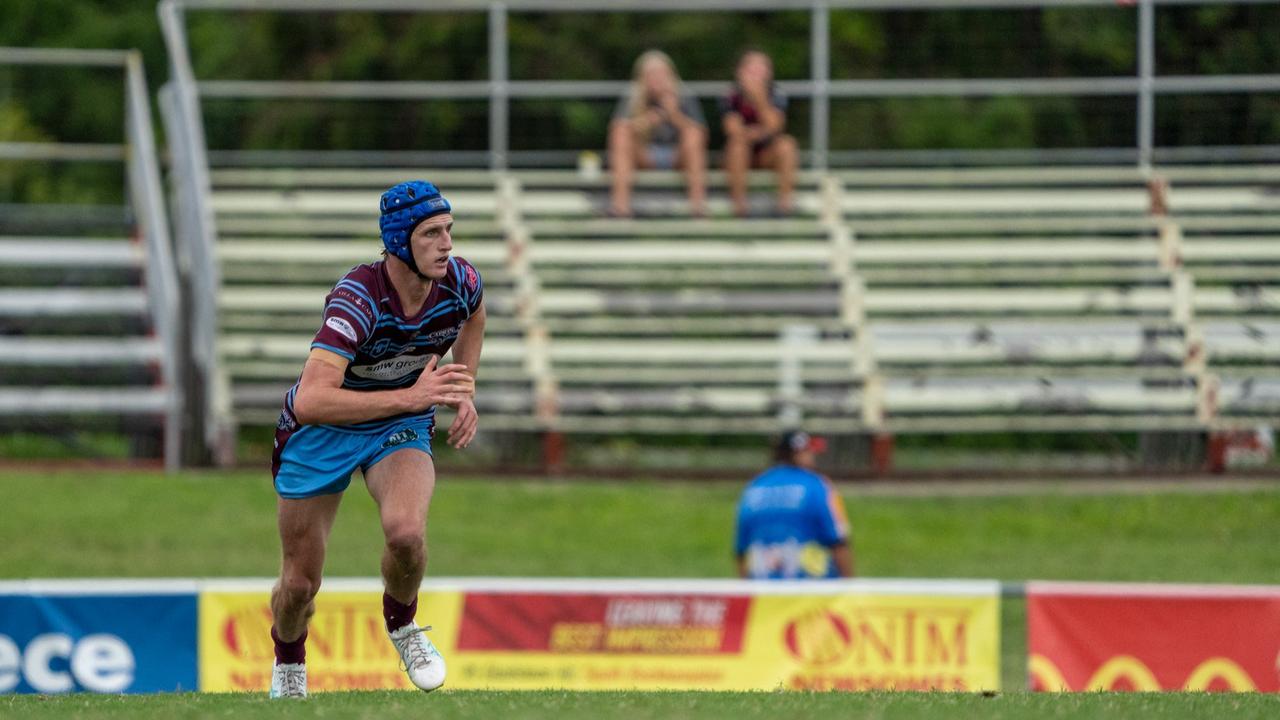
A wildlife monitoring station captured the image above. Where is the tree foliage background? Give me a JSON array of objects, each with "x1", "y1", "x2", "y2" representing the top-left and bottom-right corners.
[{"x1": 2, "y1": 0, "x2": 1278, "y2": 201}]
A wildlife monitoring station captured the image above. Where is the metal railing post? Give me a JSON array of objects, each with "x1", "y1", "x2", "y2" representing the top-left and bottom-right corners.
[
  {"x1": 490, "y1": 2, "x2": 509, "y2": 170},
  {"x1": 124, "y1": 51, "x2": 184, "y2": 473},
  {"x1": 1137, "y1": 0, "x2": 1155, "y2": 170},
  {"x1": 810, "y1": 2, "x2": 830, "y2": 171},
  {"x1": 159, "y1": 0, "x2": 235, "y2": 465}
]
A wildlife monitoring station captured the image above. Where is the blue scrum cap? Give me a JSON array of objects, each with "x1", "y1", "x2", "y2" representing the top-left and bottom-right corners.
[{"x1": 378, "y1": 180, "x2": 452, "y2": 273}]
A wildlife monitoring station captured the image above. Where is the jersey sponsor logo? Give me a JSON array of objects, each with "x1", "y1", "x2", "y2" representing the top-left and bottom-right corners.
[
  {"x1": 333, "y1": 288, "x2": 371, "y2": 311},
  {"x1": 464, "y1": 264, "x2": 479, "y2": 291},
  {"x1": 325, "y1": 316, "x2": 359, "y2": 342},
  {"x1": 381, "y1": 428, "x2": 419, "y2": 450},
  {"x1": 350, "y1": 353, "x2": 430, "y2": 381},
  {"x1": 418, "y1": 325, "x2": 461, "y2": 346}
]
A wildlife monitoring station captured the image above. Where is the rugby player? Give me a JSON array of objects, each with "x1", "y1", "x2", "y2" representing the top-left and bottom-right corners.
[{"x1": 267, "y1": 181, "x2": 484, "y2": 698}]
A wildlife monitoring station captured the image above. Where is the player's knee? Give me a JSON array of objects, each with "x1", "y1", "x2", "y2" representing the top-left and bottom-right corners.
[
  {"x1": 279, "y1": 573, "x2": 320, "y2": 609},
  {"x1": 384, "y1": 523, "x2": 425, "y2": 560}
]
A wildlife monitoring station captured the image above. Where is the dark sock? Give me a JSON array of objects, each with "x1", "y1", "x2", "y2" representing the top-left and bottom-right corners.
[
  {"x1": 271, "y1": 626, "x2": 307, "y2": 665},
  {"x1": 383, "y1": 591, "x2": 418, "y2": 633}
]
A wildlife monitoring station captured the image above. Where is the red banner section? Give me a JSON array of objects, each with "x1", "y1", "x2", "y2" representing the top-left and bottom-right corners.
[
  {"x1": 1027, "y1": 582, "x2": 1280, "y2": 692},
  {"x1": 457, "y1": 593, "x2": 751, "y2": 655}
]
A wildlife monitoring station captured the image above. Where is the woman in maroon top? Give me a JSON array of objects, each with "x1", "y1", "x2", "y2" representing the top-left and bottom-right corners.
[{"x1": 720, "y1": 50, "x2": 799, "y2": 217}]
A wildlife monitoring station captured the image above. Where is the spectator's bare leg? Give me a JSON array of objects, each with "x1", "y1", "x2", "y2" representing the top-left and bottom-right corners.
[
  {"x1": 724, "y1": 135, "x2": 752, "y2": 217},
  {"x1": 758, "y1": 134, "x2": 798, "y2": 214},
  {"x1": 608, "y1": 119, "x2": 637, "y2": 216},
  {"x1": 773, "y1": 134, "x2": 798, "y2": 214},
  {"x1": 678, "y1": 125, "x2": 708, "y2": 217}
]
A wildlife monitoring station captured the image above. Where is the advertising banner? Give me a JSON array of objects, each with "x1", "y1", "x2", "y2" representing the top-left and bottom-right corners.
[
  {"x1": 199, "y1": 579, "x2": 999, "y2": 692},
  {"x1": 1027, "y1": 581, "x2": 1280, "y2": 692},
  {"x1": 0, "y1": 582, "x2": 198, "y2": 694}
]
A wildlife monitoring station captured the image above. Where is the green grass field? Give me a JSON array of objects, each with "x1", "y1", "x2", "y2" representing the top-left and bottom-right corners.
[
  {"x1": 2, "y1": 469, "x2": 1279, "y2": 717},
  {"x1": 3, "y1": 689, "x2": 1279, "y2": 720}
]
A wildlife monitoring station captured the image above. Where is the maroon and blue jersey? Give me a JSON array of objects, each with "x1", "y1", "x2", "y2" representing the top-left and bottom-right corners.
[{"x1": 278, "y1": 256, "x2": 484, "y2": 434}]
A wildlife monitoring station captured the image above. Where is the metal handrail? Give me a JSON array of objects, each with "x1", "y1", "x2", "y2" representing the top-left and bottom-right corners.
[
  {"x1": 167, "y1": 0, "x2": 1280, "y2": 171},
  {"x1": 123, "y1": 50, "x2": 184, "y2": 473},
  {"x1": 159, "y1": 0, "x2": 235, "y2": 465}
]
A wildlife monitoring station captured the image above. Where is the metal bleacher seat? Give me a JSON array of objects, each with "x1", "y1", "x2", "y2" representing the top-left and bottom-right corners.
[
  {"x1": 207, "y1": 169, "x2": 539, "y2": 429},
  {"x1": 200, "y1": 161, "x2": 1280, "y2": 449},
  {"x1": 509, "y1": 170, "x2": 868, "y2": 435},
  {"x1": 834, "y1": 166, "x2": 1206, "y2": 433},
  {"x1": 1164, "y1": 166, "x2": 1280, "y2": 426}
]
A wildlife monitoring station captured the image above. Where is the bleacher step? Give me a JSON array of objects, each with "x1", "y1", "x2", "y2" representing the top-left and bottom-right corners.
[
  {"x1": 0, "y1": 387, "x2": 170, "y2": 414},
  {"x1": 0, "y1": 238, "x2": 140, "y2": 267},
  {"x1": 0, "y1": 337, "x2": 161, "y2": 365},
  {"x1": 0, "y1": 289, "x2": 149, "y2": 316}
]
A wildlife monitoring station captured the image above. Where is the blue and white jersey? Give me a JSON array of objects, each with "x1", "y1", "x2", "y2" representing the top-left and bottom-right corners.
[
  {"x1": 278, "y1": 257, "x2": 483, "y2": 434},
  {"x1": 734, "y1": 465, "x2": 851, "y2": 580}
]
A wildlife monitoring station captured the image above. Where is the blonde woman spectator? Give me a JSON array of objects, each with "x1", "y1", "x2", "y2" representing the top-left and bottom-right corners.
[{"x1": 607, "y1": 50, "x2": 708, "y2": 218}]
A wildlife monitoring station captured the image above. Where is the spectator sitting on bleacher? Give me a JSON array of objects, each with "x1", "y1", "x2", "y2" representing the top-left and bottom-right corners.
[
  {"x1": 735, "y1": 431, "x2": 854, "y2": 580},
  {"x1": 721, "y1": 49, "x2": 798, "y2": 217},
  {"x1": 607, "y1": 50, "x2": 708, "y2": 218}
]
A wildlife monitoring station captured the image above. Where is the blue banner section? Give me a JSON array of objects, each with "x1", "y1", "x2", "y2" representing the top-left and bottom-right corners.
[{"x1": 0, "y1": 593, "x2": 198, "y2": 694}]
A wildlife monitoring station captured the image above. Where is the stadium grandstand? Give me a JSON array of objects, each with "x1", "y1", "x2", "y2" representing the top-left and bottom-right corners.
[
  {"x1": 0, "y1": 46, "x2": 181, "y2": 470},
  {"x1": 3, "y1": 0, "x2": 1279, "y2": 475}
]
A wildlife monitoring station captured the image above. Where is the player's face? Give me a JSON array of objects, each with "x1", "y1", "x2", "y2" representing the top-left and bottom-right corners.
[
  {"x1": 410, "y1": 214, "x2": 454, "y2": 281},
  {"x1": 794, "y1": 448, "x2": 817, "y2": 469}
]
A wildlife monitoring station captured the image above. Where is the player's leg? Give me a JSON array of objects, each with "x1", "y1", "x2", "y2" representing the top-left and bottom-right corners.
[
  {"x1": 365, "y1": 447, "x2": 435, "y2": 606},
  {"x1": 271, "y1": 493, "x2": 342, "y2": 641},
  {"x1": 756, "y1": 133, "x2": 798, "y2": 214},
  {"x1": 268, "y1": 422, "x2": 360, "y2": 698},
  {"x1": 676, "y1": 124, "x2": 708, "y2": 217},
  {"x1": 364, "y1": 443, "x2": 446, "y2": 691},
  {"x1": 724, "y1": 132, "x2": 752, "y2": 216},
  {"x1": 269, "y1": 491, "x2": 342, "y2": 698}
]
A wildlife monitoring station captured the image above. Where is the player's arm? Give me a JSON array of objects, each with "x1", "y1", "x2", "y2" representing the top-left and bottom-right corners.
[
  {"x1": 291, "y1": 348, "x2": 473, "y2": 426},
  {"x1": 444, "y1": 301, "x2": 486, "y2": 448},
  {"x1": 816, "y1": 479, "x2": 855, "y2": 578},
  {"x1": 451, "y1": 301, "x2": 485, "y2": 378}
]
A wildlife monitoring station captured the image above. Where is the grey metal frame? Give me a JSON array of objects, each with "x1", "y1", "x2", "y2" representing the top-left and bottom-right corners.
[
  {"x1": 0, "y1": 47, "x2": 184, "y2": 471},
  {"x1": 163, "y1": 0, "x2": 1280, "y2": 170},
  {"x1": 159, "y1": 1, "x2": 234, "y2": 464}
]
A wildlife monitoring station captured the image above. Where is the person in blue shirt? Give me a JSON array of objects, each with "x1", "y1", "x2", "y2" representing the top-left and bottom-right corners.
[{"x1": 735, "y1": 431, "x2": 854, "y2": 579}]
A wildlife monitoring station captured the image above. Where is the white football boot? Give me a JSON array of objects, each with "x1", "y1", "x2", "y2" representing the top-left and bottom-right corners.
[
  {"x1": 269, "y1": 662, "x2": 307, "y2": 698},
  {"x1": 389, "y1": 622, "x2": 447, "y2": 692}
]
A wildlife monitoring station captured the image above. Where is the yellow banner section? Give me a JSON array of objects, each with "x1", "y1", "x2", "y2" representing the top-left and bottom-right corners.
[
  {"x1": 199, "y1": 590, "x2": 464, "y2": 692},
  {"x1": 199, "y1": 589, "x2": 999, "y2": 692}
]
